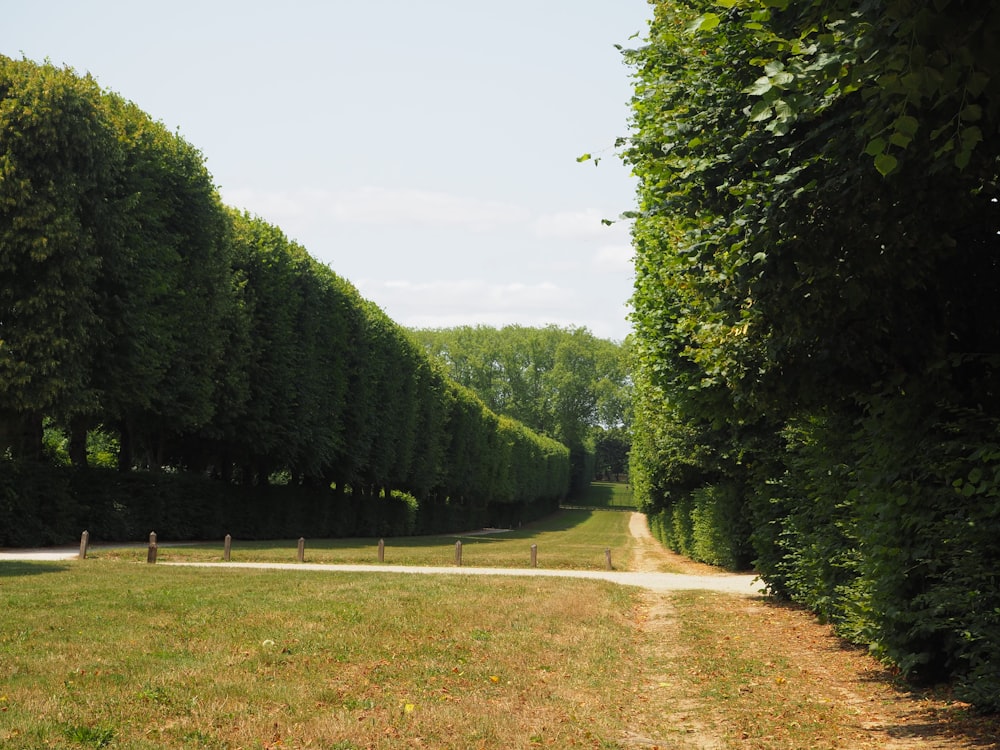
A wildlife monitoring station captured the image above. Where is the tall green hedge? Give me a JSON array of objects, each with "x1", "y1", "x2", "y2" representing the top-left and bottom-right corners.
[
  {"x1": 0, "y1": 55, "x2": 570, "y2": 544},
  {"x1": 624, "y1": 1, "x2": 1000, "y2": 711}
]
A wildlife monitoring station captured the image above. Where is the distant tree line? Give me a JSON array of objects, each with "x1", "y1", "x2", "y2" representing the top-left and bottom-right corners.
[
  {"x1": 625, "y1": 2, "x2": 1000, "y2": 710},
  {"x1": 0, "y1": 55, "x2": 569, "y2": 543},
  {"x1": 410, "y1": 325, "x2": 633, "y2": 492}
]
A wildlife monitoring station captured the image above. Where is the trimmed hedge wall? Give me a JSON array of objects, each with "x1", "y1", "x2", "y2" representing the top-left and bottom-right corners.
[{"x1": 0, "y1": 460, "x2": 561, "y2": 547}]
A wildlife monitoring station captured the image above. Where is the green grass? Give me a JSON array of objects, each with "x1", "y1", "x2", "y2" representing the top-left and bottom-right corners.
[
  {"x1": 571, "y1": 480, "x2": 635, "y2": 510},
  {"x1": 92, "y1": 507, "x2": 640, "y2": 571},
  {"x1": 4, "y1": 515, "x2": 997, "y2": 749},
  {"x1": 0, "y1": 560, "x2": 644, "y2": 749}
]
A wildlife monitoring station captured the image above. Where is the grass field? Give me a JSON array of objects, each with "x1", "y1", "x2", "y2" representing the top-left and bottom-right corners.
[
  {"x1": 0, "y1": 562, "x2": 642, "y2": 749},
  {"x1": 91, "y1": 507, "x2": 640, "y2": 571},
  {"x1": 5, "y1": 562, "x2": 996, "y2": 749},
  {"x1": 4, "y1": 498, "x2": 997, "y2": 749}
]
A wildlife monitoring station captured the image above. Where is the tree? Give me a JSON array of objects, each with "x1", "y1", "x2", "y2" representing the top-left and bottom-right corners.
[{"x1": 0, "y1": 57, "x2": 119, "y2": 459}]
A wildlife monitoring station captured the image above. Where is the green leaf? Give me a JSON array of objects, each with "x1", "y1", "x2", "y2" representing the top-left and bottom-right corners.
[
  {"x1": 893, "y1": 115, "x2": 919, "y2": 137},
  {"x1": 688, "y1": 13, "x2": 721, "y2": 33},
  {"x1": 770, "y1": 70, "x2": 795, "y2": 88},
  {"x1": 966, "y1": 71, "x2": 990, "y2": 97},
  {"x1": 746, "y1": 76, "x2": 773, "y2": 96},
  {"x1": 929, "y1": 123, "x2": 950, "y2": 140},
  {"x1": 934, "y1": 137, "x2": 956, "y2": 158},
  {"x1": 748, "y1": 100, "x2": 773, "y2": 122},
  {"x1": 874, "y1": 152, "x2": 898, "y2": 176},
  {"x1": 864, "y1": 137, "x2": 886, "y2": 156},
  {"x1": 764, "y1": 60, "x2": 785, "y2": 76},
  {"x1": 576, "y1": 153, "x2": 592, "y2": 163},
  {"x1": 889, "y1": 132, "x2": 912, "y2": 149},
  {"x1": 774, "y1": 99, "x2": 795, "y2": 120},
  {"x1": 961, "y1": 104, "x2": 983, "y2": 122},
  {"x1": 960, "y1": 125, "x2": 983, "y2": 147}
]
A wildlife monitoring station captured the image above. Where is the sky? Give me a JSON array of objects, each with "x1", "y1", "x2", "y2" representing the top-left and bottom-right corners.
[{"x1": 5, "y1": 1, "x2": 652, "y2": 342}]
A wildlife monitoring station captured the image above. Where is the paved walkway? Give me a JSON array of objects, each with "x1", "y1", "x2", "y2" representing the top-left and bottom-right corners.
[
  {"x1": 165, "y1": 561, "x2": 762, "y2": 595},
  {"x1": 0, "y1": 547, "x2": 762, "y2": 596}
]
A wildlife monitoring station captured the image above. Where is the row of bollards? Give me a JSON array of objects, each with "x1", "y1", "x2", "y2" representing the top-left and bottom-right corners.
[{"x1": 77, "y1": 530, "x2": 616, "y2": 570}]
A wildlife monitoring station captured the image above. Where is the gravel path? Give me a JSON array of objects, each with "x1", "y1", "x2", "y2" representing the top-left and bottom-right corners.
[
  {"x1": 158, "y1": 560, "x2": 763, "y2": 595},
  {"x1": 0, "y1": 514, "x2": 763, "y2": 596}
]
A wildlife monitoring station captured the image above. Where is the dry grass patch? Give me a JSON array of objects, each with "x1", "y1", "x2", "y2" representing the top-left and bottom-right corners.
[{"x1": 624, "y1": 590, "x2": 1000, "y2": 750}]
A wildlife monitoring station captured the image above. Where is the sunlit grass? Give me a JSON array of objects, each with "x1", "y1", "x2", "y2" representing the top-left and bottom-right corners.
[
  {"x1": 0, "y1": 560, "x2": 642, "y2": 749},
  {"x1": 4, "y1": 553, "x2": 995, "y2": 748},
  {"x1": 91, "y1": 507, "x2": 640, "y2": 571}
]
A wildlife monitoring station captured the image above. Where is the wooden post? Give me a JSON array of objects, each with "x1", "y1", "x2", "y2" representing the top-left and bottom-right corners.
[
  {"x1": 147, "y1": 531, "x2": 158, "y2": 564},
  {"x1": 605, "y1": 548, "x2": 613, "y2": 570},
  {"x1": 224, "y1": 534, "x2": 232, "y2": 562},
  {"x1": 455, "y1": 540, "x2": 462, "y2": 567},
  {"x1": 530, "y1": 543, "x2": 537, "y2": 568},
  {"x1": 297, "y1": 537, "x2": 305, "y2": 563},
  {"x1": 78, "y1": 530, "x2": 90, "y2": 560},
  {"x1": 378, "y1": 538, "x2": 385, "y2": 563}
]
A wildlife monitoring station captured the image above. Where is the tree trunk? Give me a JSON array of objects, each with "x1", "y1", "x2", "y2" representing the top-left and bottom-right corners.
[
  {"x1": 0, "y1": 410, "x2": 18, "y2": 457},
  {"x1": 18, "y1": 412, "x2": 44, "y2": 461},
  {"x1": 118, "y1": 417, "x2": 134, "y2": 472},
  {"x1": 68, "y1": 415, "x2": 89, "y2": 469}
]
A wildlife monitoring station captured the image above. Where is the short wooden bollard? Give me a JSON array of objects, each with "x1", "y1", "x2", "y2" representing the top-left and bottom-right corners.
[
  {"x1": 79, "y1": 530, "x2": 90, "y2": 560},
  {"x1": 224, "y1": 534, "x2": 232, "y2": 562},
  {"x1": 604, "y1": 548, "x2": 613, "y2": 570},
  {"x1": 297, "y1": 537, "x2": 305, "y2": 563},
  {"x1": 147, "y1": 531, "x2": 158, "y2": 564},
  {"x1": 378, "y1": 538, "x2": 385, "y2": 563},
  {"x1": 530, "y1": 543, "x2": 537, "y2": 568},
  {"x1": 455, "y1": 540, "x2": 463, "y2": 567}
]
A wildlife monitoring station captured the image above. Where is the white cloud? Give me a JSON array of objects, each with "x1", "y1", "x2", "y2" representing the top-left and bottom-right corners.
[
  {"x1": 593, "y1": 243, "x2": 634, "y2": 273},
  {"x1": 333, "y1": 187, "x2": 530, "y2": 231},
  {"x1": 353, "y1": 278, "x2": 583, "y2": 329},
  {"x1": 221, "y1": 185, "x2": 530, "y2": 232},
  {"x1": 367, "y1": 278, "x2": 572, "y2": 312},
  {"x1": 533, "y1": 208, "x2": 621, "y2": 240},
  {"x1": 355, "y1": 276, "x2": 631, "y2": 340}
]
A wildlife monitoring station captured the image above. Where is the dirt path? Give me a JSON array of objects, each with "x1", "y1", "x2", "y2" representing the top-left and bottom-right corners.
[{"x1": 628, "y1": 511, "x2": 737, "y2": 576}]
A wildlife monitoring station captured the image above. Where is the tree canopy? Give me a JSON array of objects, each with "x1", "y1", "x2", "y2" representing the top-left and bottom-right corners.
[{"x1": 410, "y1": 324, "x2": 633, "y2": 489}]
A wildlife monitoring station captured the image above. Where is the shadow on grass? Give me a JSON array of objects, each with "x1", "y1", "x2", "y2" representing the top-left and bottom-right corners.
[
  {"x1": 370, "y1": 508, "x2": 601, "y2": 547},
  {"x1": 156, "y1": 509, "x2": 602, "y2": 553},
  {"x1": 0, "y1": 561, "x2": 71, "y2": 577},
  {"x1": 756, "y1": 597, "x2": 1000, "y2": 747},
  {"x1": 578, "y1": 483, "x2": 615, "y2": 507},
  {"x1": 568, "y1": 481, "x2": 636, "y2": 510}
]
